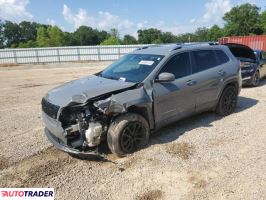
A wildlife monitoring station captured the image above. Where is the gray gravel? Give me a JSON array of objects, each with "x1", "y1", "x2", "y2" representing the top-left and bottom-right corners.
[{"x1": 0, "y1": 62, "x2": 266, "y2": 200}]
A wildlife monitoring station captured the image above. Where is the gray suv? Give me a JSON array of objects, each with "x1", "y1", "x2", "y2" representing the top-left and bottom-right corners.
[{"x1": 42, "y1": 43, "x2": 242, "y2": 157}]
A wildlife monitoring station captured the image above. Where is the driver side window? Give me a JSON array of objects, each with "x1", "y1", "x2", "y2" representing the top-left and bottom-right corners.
[{"x1": 160, "y1": 52, "x2": 191, "y2": 79}]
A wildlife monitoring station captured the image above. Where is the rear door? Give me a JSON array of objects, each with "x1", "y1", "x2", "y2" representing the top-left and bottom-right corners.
[
  {"x1": 261, "y1": 51, "x2": 266, "y2": 77},
  {"x1": 153, "y1": 52, "x2": 196, "y2": 127},
  {"x1": 190, "y1": 49, "x2": 228, "y2": 112}
]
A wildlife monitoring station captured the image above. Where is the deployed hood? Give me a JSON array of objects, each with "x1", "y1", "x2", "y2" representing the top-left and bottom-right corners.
[
  {"x1": 224, "y1": 43, "x2": 256, "y2": 61},
  {"x1": 44, "y1": 75, "x2": 136, "y2": 107}
]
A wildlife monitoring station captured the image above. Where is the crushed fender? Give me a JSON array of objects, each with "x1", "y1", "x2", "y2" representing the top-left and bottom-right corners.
[{"x1": 94, "y1": 86, "x2": 152, "y2": 114}]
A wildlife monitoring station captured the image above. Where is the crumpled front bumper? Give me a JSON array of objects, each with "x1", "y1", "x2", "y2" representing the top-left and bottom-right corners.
[
  {"x1": 241, "y1": 68, "x2": 255, "y2": 83},
  {"x1": 42, "y1": 112, "x2": 104, "y2": 157},
  {"x1": 45, "y1": 128, "x2": 103, "y2": 157}
]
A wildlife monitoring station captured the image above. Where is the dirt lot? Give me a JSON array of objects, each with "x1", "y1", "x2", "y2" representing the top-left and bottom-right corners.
[{"x1": 0, "y1": 62, "x2": 266, "y2": 200}]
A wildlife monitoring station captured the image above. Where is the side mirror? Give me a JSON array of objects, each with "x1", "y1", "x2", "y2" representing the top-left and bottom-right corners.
[{"x1": 156, "y1": 72, "x2": 175, "y2": 83}]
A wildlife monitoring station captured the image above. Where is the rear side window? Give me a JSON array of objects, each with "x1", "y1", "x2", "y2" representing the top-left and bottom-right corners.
[
  {"x1": 160, "y1": 52, "x2": 191, "y2": 79},
  {"x1": 262, "y1": 52, "x2": 266, "y2": 59},
  {"x1": 215, "y1": 50, "x2": 230, "y2": 65},
  {"x1": 192, "y1": 50, "x2": 218, "y2": 73}
]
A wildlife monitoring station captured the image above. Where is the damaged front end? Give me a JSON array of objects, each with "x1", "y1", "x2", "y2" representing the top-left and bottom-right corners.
[
  {"x1": 42, "y1": 84, "x2": 153, "y2": 157},
  {"x1": 42, "y1": 97, "x2": 110, "y2": 157}
]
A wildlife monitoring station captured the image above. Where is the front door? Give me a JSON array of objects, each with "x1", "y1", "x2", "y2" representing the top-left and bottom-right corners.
[{"x1": 153, "y1": 52, "x2": 196, "y2": 128}]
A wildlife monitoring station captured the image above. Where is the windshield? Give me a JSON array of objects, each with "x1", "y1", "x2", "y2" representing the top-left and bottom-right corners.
[{"x1": 99, "y1": 54, "x2": 164, "y2": 83}]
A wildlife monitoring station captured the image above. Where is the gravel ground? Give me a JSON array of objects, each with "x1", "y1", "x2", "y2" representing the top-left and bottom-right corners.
[{"x1": 0, "y1": 62, "x2": 266, "y2": 200}]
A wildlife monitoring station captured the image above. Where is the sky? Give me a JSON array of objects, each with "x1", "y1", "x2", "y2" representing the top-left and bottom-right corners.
[{"x1": 0, "y1": 0, "x2": 265, "y2": 37}]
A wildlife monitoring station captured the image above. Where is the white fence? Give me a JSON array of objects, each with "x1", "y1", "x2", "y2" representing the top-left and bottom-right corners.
[{"x1": 0, "y1": 44, "x2": 149, "y2": 64}]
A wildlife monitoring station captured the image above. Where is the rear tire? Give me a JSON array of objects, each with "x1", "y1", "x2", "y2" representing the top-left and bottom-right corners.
[
  {"x1": 216, "y1": 85, "x2": 238, "y2": 116},
  {"x1": 251, "y1": 70, "x2": 260, "y2": 87},
  {"x1": 107, "y1": 113, "x2": 149, "y2": 157}
]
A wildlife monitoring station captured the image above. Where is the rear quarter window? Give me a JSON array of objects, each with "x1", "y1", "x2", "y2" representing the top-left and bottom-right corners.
[
  {"x1": 192, "y1": 50, "x2": 218, "y2": 73},
  {"x1": 262, "y1": 52, "x2": 266, "y2": 59},
  {"x1": 215, "y1": 50, "x2": 230, "y2": 65}
]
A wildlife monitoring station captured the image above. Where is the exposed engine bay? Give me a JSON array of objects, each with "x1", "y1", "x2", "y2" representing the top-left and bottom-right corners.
[
  {"x1": 60, "y1": 104, "x2": 107, "y2": 149},
  {"x1": 42, "y1": 82, "x2": 153, "y2": 155}
]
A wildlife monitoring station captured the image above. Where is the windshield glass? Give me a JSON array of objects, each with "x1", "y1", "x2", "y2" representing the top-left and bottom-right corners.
[{"x1": 100, "y1": 54, "x2": 164, "y2": 83}]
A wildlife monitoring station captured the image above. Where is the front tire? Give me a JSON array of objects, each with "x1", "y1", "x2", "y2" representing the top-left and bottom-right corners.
[
  {"x1": 216, "y1": 86, "x2": 238, "y2": 116},
  {"x1": 107, "y1": 113, "x2": 149, "y2": 157},
  {"x1": 251, "y1": 70, "x2": 260, "y2": 87}
]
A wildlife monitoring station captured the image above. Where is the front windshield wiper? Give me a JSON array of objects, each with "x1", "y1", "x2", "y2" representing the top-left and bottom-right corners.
[{"x1": 100, "y1": 74, "x2": 119, "y2": 80}]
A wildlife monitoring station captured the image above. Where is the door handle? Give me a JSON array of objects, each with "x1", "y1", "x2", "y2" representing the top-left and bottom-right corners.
[
  {"x1": 186, "y1": 80, "x2": 197, "y2": 86},
  {"x1": 218, "y1": 70, "x2": 226, "y2": 76}
]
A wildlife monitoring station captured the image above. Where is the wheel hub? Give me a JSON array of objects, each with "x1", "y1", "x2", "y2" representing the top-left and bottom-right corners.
[{"x1": 120, "y1": 122, "x2": 144, "y2": 153}]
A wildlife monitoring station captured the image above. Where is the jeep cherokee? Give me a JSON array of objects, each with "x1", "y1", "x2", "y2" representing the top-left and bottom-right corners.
[{"x1": 42, "y1": 43, "x2": 242, "y2": 157}]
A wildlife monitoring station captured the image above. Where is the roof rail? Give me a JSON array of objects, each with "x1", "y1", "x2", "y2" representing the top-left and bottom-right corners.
[
  {"x1": 171, "y1": 42, "x2": 219, "y2": 51},
  {"x1": 171, "y1": 46, "x2": 182, "y2": 51},
  {"x1": 183, "y1": 42, "x2": 218, "y2": 46},
  {"x1": 136, "y1": 46, "x2": 149, "y2": 50},
  {"x1": 208, "y1": 42, "x2": 219, "y2": 45}
]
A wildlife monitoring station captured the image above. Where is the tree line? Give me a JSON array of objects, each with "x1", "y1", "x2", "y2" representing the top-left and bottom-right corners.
[{"x1": 0, "y1": 3, "x2": 265, "y2": 49}]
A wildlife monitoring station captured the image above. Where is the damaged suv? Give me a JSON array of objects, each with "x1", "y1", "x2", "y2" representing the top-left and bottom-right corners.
[{"x1": 42, "y1": 43, "x2": 241, "y2": 157}]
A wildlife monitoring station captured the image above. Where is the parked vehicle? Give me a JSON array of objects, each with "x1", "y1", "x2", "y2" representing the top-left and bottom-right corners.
[
  {"x1": 42, "y1": 43, "x2": 241, "y2": 157},
  {"x1": 225, "y1": 43, "x2": 266, "y2": 86},
  {"x1": 254, "y1": 50, "x2": 266, "y2": 81}
]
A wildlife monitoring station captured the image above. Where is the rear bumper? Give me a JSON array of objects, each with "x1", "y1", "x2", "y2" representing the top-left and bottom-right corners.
[{"x1": 45, "y1": 128, "x2": 104, "y2": 157}]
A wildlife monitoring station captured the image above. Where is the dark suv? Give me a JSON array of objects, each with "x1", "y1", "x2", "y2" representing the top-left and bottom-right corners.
[
  {"x1": 225, "y1": 43, "x2": 266, "y2": 86},
  {"x1": 254, "y1": 50, "x2": 266, "y2": 83},
  {"x1": 42, "y1": 43, "x2": 241, "y2": 157}
]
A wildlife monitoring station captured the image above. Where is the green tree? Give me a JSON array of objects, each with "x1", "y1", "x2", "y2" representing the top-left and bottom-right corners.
[
  {"x1": 96, "y1": 30, "x2": 109, "y2": 43},
  {"x1": 0, "y1": 20, "x2": 4, "y2": 48},
  {"x1": 73, "y1": 26, "x2": 102, "y2": 45},
  {"x1": 3, "y1": 21, "x2": 21, "y2": 47},
  {"x1": 223, "y1": 3, "x2": 263, "y2": 36},
  {"x1": 110, "y1": 28, "x2": 119, "y2": 38},
  {"x1": 19, "y1": 21, "x2": 38, "y2": 43},
  {"x1": 18, "y1": 40, "x2": 37, "y2": 48},
  {"x1": 36, "y1": 26, "x2": 49, "y2": 47},
  {"x1": 195, "y1": 27, "x2": 209, "y2": 41},
  {"x1": 100, "y1": 36, "x2": 120, "y2": 45},
  {"x1": 47, "y1": 26, "x2": 65, "y2": 46},
  {"x1": 137, "y1": 28, "x2": 162, "y2": 44},
  {"x1": 64, "y1": 32, "x2": 77, "y2": 46},
  {"x1": 161, "y1": 32, "x2": 177, "y2": 43},
  {"x1": 176, "y1": 33, "x2": 198, "y2": 43},
  {"x1": 36, "y1": 26, "x2": 65, "y2": 47},
  {"x1": 152, "y1": 38, "x2": 163, "y2": 44},
  {"x1": 259, "y1": 10, "x2": 266, "y2": 33},
  {"x1": 100, "y1": 28, "x2": 121, "y2": 45},
  {"x1": 122, "y1": 34, "x2": 137, "y2": 44},
  {"x1": 207, "y1": 25, "x2": 223, "y2": 41}
]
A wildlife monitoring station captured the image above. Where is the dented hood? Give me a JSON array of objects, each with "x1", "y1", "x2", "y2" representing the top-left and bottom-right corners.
[{"x1": 44, "y1": 75, "x2": 136, "y2": 107}]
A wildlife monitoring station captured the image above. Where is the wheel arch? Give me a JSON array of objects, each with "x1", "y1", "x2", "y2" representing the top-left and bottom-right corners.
[
  {"x1": 216, "y1": 79, "x2": 239, "y2": 109},
  {"x1": 127, "y1": 105, "x2": 154, "y2": 130}
]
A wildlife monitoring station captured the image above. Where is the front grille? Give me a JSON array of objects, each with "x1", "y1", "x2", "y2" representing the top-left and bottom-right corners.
[{"x1": 42, "y1": 98, "x2": 60, "y2": 119}]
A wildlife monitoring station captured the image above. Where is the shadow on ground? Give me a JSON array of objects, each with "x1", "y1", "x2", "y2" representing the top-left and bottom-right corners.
[
  {"x1": 73, "y1": 95, "x2": 258, "y2": 161},
  {"x1": 149, "y1": 96, "x2": 258, "y2": 145},
  {"x1": 243, "y1": 78, "x2": 266, "y2": 88}
]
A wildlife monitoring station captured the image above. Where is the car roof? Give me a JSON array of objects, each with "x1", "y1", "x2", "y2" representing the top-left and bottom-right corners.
[{"x1": 131, "y1": 42, "x2": 225, "y2": 56}]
